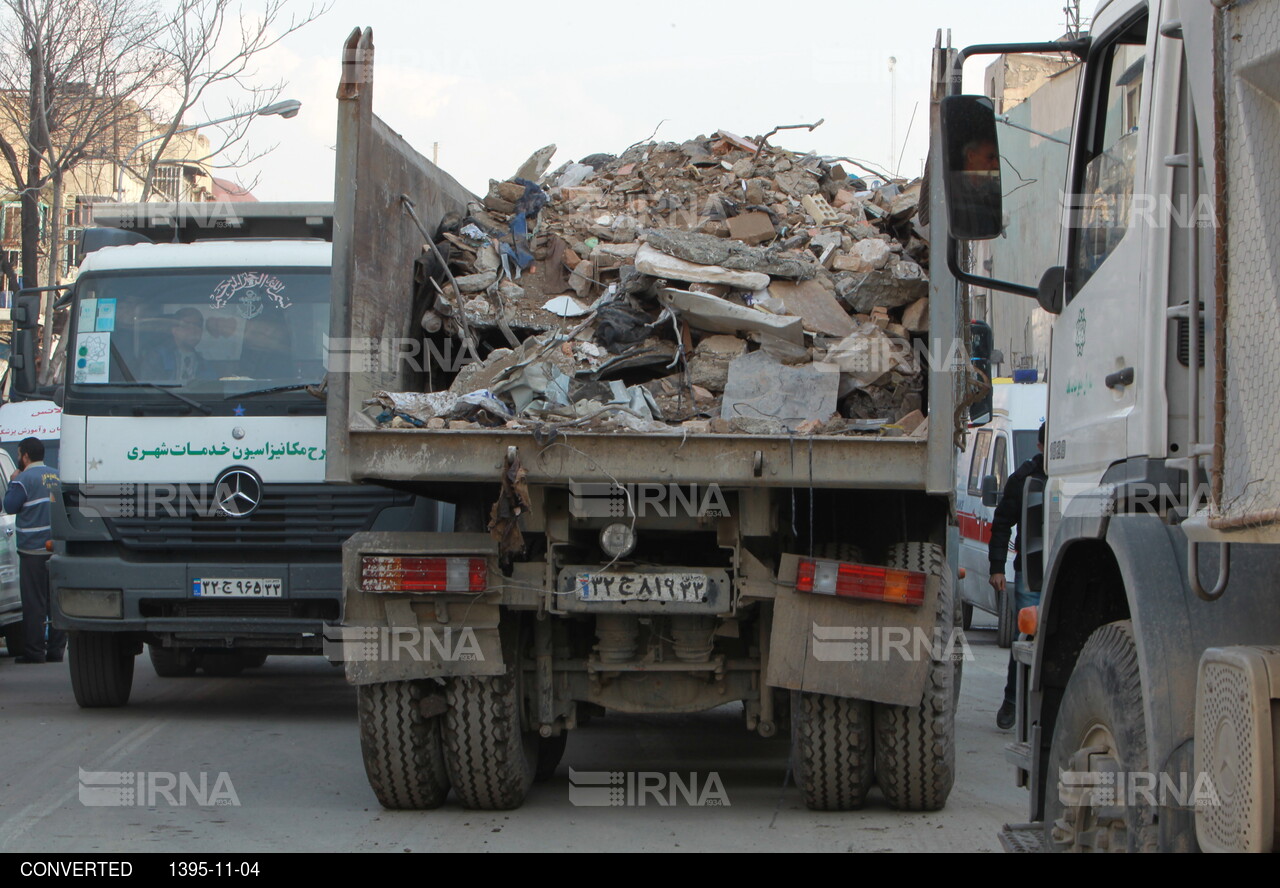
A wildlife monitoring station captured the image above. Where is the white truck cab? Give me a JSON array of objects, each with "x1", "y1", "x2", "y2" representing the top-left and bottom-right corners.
[
  {"x1": 939, "y1": 0, "x2": 1280, "y2": 853},
  {"x1": 25, "y1": 204, "x2": 438, "y2": 707}
]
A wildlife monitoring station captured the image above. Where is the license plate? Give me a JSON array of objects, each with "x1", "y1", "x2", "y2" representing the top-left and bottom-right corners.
[
  {"x1": 576, "y1": 572, "x2": 710, "y2": 604},
  {"x1": 192, "y1": 578, "x2": 283, "y2": 599}
]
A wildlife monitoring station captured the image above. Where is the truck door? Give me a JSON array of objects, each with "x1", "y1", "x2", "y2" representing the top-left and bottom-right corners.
[{"x1": 1049, "y1": 11, "x2": 1151, "y2": 510}]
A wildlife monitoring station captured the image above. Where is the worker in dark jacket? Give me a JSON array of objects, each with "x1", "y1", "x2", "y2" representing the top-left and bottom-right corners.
[
  {"x1": 991, "y1": 422, "x2": 1047, "y2": 729},
  {"x1": 4, "y1": 437, "x2": 62, "y2": 663}
]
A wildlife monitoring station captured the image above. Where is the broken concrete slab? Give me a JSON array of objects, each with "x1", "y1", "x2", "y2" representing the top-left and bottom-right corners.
[
  {"x1": 453, "y1": 271, "x2": 498, "y2": 294},
  {"x1": 636, "y1": 244, "x2": 771, "y2": 291},
  {"x1": 720, "y1": 351, "x2": 839, "y2": 431},
  {"x1": 643, "y1": 229, "x2": 817, "y2": 280},
  {"x1": 660, "y1": 287, "x2": 804, "y2": 346},
  {"x1": 768, "y1": 279, "x2": 856, "y2": 338},
  {"x1": 515, "y1": 145, "x2": 557, "y2": 182},
  {"x1": 837, "y1": 269, "x2": 930, "y2": 314}
]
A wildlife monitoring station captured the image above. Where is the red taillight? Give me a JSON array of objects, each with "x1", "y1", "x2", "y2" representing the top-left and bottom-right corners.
[
  {"x1": 360, "y1": 556, "x2": 488, "y2": 593},
  {"x1": 795, "y1": 558, "x2": 926, "y2": 606}
]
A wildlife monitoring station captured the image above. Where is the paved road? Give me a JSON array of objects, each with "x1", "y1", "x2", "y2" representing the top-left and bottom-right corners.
[{"x1": 0, "y1": 620, "x2": 1024, "y2": 853}]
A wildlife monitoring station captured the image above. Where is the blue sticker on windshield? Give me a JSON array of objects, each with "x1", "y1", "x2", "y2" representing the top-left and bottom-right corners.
[{"x1": 95, "y1": 298, "x2": 116, "y2": 332}]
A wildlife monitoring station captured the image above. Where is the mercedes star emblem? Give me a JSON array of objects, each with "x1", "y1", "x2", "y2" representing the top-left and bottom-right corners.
[{"x1": 214, "y1": 468, "x2": 263, "y2": 518}]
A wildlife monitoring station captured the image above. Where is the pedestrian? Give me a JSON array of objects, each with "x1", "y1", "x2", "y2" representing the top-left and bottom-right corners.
[
  {"x1": 5, "y1": 436, "x2": 62, "y2": 664},
  {"x1": 991, "y1": 422, "x2": 1047, "y2": 730}
]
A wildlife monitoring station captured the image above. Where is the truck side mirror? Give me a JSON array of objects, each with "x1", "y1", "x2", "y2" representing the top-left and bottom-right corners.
[
  {"x1": 11, "y1": 290, "x2": 40, "y2": 330},
  {"x1": 940, "y1": 95, "x2": 1004, "y2": 241},
  {"x1": 9, "y1": 291, "x2": 41, "y2": 399},
  {"x1": 982, "y1": 474, "x2": 1001, "y2": 507},
  {"x1": 1037, "y1": 266, "x2": 1067, "y2": 315}
]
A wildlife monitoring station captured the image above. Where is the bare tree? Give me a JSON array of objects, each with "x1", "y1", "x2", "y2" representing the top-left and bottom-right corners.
[
  {"x1": 136, "y1": 0, "x2": 329, "y2": 201},
  {"x1": 0, "y1": 0, "x2": 166, "y2": 374}
]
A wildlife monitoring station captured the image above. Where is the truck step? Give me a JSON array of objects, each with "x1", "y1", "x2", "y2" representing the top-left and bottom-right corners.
[
  {"x1": 999, "y1": 822, "x2": 1044, "y2": 853},
  {"x1": 1004, "y1": 740, "x2": 1032, "y2": 770},
  {"x1": 1013, "y1": 639, "x2": 1034, "y2": 665}
]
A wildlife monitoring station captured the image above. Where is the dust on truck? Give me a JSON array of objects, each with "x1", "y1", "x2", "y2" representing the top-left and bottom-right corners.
[
  {"x1": 938, "y1": 0, "x2": 1280, "y2": 854},
  {"x1": 328, "y1": 28, "x2": 978, "y2": 811}
]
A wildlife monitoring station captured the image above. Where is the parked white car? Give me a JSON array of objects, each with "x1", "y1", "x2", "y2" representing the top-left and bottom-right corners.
[
  {"x1": 0, "y1": 447, "x2": 23, "y2": 653},
  {"x1": 955, "y1": 380, "x2": 1046, "y2": 647}
]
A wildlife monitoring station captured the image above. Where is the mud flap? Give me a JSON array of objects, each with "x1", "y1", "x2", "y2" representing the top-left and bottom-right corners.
[{"x1": 766, "y1": 553, "x2": 942, "y2": 707}]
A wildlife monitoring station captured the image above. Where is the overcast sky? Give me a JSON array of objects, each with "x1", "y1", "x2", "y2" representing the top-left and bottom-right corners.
[{"x1": 226, "y1": 0, "x2": 1075, "y2": 201}]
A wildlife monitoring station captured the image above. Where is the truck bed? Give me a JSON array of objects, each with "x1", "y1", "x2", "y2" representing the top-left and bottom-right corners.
[
  {"x1": 327, "y1": 28, "x2": 958, "y2": 495},
  {"x1": 343, "y1": 425, "x2": 927, "y2": 489}
]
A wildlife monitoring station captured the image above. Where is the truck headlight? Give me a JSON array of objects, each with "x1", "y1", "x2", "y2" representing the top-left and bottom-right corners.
[
  {"x1": 600, "y1": 523, "x2": 637, "y2": 559},
  {"x1": 59, "y1": 589, "x2": 123, "y2": 619}
]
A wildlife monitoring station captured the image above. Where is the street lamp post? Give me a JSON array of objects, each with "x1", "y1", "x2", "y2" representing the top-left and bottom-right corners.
[{"x1": 115, "y1": 99, "x2": 302, "y2": 201}]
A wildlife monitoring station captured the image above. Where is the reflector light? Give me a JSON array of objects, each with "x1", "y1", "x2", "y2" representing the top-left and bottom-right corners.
[
  {"x1": 795, "y1": 558, "x2": 926, "y2": 606},
  {"x1": 1018, "y1": 605, "x2": 1038, "y2": 636},
  {"x1": 360, "y1": 556, "x2": 488, "y2": 593}
]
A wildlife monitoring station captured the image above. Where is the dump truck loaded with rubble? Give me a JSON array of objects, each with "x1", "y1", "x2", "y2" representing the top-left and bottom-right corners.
[{"x1": 328, "y1": 28, "x2": 979, "y2": 814}]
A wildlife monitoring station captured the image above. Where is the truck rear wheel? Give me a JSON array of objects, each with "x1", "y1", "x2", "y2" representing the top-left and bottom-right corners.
[
  {"x1": 148, "y1": 644, "x2": 197, "y2": 677},
  {"x1": 1042, "y1": 620, "x2": 1158, "y2": 852},
  {"x1": 358, "y1": 680, "x2": 451, "y2": 810},
  {"x1": 444, "y1": 670, "x2": 537, "y2": 809},
  {"x1": 69, "y1": 631, "x2": 135, "y2": 708},
  {"x1": 791, "y1": 691, "x2": 875, "y2": 810},
  {"x1": 997, "y1": 584, "x2": 1016, "y2": 649},
  {"x1": 873, "y1": 542, "x2": 957, "y2": 811}
]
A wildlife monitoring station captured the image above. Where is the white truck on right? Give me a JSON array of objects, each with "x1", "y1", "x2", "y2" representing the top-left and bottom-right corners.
[{"x1": 940, "y1": 0, "x2": 1280, "y2": 853}]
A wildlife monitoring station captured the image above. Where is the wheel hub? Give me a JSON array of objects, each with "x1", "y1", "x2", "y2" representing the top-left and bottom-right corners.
[{"x1": 1051, "y1": 724, "x2": 1130, "y2": 852}]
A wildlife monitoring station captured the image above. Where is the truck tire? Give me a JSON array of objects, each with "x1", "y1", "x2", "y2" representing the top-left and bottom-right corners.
[
  {"x1": 148, "y1": 644, "x2": 197, "y2": 677},
  {"x1": 873, "y1": 542, "x2": 956, "y2": 811},
  {"x1": 997, "y1": 584, "x2": 1016, "y2": 649},
  {"x1": 791, "y1": 690, "x2": 875, "y2": 810},
  {"x1": 535, "y1": 733, "x2": 568, "y2": 783},
  {"x1": 961, "y1": 601, "x2": 974, "y2": 631},
  {"x1": 444, "y1": 670, "x2": 538, "y2": 809},
  {"x1": 1042, "y1": 620, "x2": 1158, "y2": 852},
  {"x1": 69, "y1": 631, "x2": 135, "y2": 708},
  {"x1": 241, "y1": 652, "x2": 268, "y2": 668},
  {"x1": 357, "y1": 680, "x2": 451, "y2": 810}
]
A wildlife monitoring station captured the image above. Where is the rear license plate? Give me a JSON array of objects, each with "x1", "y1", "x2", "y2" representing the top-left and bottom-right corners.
[
  {"x1": 192, "y1": 578, "x2": 283, "y2": 599},
  {"x1": 576, "y1": 572, "x2": 710, "y2": 604}
]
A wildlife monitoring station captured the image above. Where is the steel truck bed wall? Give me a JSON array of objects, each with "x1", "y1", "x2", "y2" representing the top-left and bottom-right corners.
[{"x1": 327, "y1": 27, "x2": 959, "y2": 496}]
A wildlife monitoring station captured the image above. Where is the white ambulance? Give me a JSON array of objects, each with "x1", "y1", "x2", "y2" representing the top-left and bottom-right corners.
[{"x1": 955, "y1": 380, "x2": 1046, "y2": 647}]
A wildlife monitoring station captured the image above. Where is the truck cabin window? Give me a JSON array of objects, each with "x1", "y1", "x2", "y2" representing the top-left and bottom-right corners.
[
  {"x1": 67, "y1": 270, "x2": 329, "y2": 397},
  {"x1": 1071, "y1": 17, "x2": 1148, "y2": 291}
]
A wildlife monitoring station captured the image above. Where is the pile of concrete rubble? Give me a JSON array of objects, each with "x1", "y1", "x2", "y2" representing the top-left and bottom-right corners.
[{"x1": 372, "y1": 129, "x2": 932, "y2": 437}]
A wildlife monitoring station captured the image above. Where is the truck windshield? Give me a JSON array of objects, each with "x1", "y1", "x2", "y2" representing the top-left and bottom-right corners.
[{"x1": 67, "y1": 268, "x2": 328, "y2": 401}]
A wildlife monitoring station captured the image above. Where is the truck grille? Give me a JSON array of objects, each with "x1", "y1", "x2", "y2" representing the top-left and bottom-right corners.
[{"x1": 79, "y1": 485, "x2": 413, "y2": 551}]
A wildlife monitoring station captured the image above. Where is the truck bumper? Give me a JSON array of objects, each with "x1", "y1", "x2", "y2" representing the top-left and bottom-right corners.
[{"x1": 49, "y1": 553, "x2": 341, "y2": 646}]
